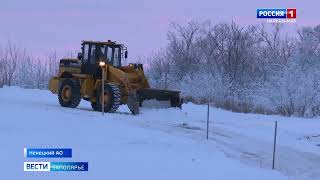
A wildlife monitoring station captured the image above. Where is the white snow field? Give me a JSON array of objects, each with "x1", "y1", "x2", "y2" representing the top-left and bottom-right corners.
[{"x1": 0, "y1": 87, "x2": 318, "y2": 180}]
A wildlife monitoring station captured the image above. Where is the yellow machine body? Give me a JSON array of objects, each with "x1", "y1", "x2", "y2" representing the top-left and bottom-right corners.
[{"x1": 48, "y1": 40, "x2": 182, "y2": 114}]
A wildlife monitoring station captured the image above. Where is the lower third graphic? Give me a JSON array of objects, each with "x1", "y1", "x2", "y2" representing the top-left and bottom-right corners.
[{"x1": 24, "y1": 162, "x2": 88, "y2": 171}]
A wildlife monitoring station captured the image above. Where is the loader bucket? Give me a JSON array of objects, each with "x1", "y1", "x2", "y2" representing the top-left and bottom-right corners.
[{"x1": 137, "y1": 88, "x2": 183, "y2": 108}]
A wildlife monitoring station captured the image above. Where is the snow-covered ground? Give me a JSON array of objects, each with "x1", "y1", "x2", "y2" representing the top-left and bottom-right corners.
[{"x1": 0, "y1": 87, "x2": 318, "y2": 179}]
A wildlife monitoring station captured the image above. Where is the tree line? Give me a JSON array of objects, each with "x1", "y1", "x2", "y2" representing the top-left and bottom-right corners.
[
  {"x1": 145, "y1": 21, "x2": 320, "y2": 117},
  {"x1": 0, "y1": 40, "x2": 60, "y2": 89}
]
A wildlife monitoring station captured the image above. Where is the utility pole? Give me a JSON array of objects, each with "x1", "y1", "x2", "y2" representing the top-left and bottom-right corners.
[
  {"x1": 99, "y1": 61, "x2": 106, "y2": 116},
  {"x1": 272, "y1": 121, "x2": 278, "y2": 169},
  {"x1": 206, "y1": 104, "x2": 209, "y2": 140}
]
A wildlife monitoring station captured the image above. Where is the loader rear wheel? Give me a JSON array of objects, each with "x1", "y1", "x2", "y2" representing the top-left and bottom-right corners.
[
  {"x1": 58, "y1": 79, "x2": 81, "y2": 108},
  {"x1": 95, "y1": 83, "x2": 121, "y2": 112}
]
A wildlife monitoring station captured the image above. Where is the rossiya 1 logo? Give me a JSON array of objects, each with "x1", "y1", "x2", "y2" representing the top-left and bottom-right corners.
[{"x1": 257, "y1": 8, "x2": 296, "y2": 23}]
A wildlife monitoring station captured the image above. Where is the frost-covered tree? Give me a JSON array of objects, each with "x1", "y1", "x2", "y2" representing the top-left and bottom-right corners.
[
  {"x1": 146, "y1": 21, "x2": 320, "y2": 117},
  {"x1": 0, "y1": 40, "x2": 21, "y2": 87},
  {"x1": 0, "y1": 40, "x2": 60, "y2": 89}
]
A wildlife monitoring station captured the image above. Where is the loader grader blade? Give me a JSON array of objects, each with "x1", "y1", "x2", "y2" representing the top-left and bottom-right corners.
[{"x1": 137, "y1": 88, "x2": 183, "y2": 108}]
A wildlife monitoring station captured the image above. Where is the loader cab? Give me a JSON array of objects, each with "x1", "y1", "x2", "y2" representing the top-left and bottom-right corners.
[{"x1": 80, "y1": 41, "x2": 125, "y2": 77}]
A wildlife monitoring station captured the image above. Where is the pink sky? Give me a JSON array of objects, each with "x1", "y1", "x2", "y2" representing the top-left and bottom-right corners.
[{"x1": 0, "y1": 0, "x2": 319, "y2": 60}]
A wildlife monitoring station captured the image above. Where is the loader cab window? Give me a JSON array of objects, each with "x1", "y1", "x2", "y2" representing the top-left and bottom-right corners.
[
  {"x1": 100, "y1": 45, "x2": 121, "y2": 67},
  {"x1": 81, "y1": 43, "x2": 98, "y2": 75},
  {"x1": 90, "y1": 45, "x2": 96, "y2": 64},
  {"x1": 113, "y1": 47, "x2": 120, "y2": 67},
  {"x1": 109, "y1": 46, "x2": 121, "y2": 67},
  {"x1": 106, "y1": 47, "x2": 113, "y2": 64},
  {"x1": 82, "y1": 44, "x2": 89, "y2": 64}
]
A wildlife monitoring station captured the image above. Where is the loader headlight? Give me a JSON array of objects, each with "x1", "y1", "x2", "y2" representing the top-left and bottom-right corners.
[
  {"x1": 129, "y1": 63, "x2": 138, "y2": 69},
  {"x1": 99, "y1": 61, "x2": 106, "y2": 67}
]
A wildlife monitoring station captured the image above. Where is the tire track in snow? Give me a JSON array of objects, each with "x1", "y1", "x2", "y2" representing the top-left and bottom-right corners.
[{"x1": 119, "y1": 116, "x2": 320, "y2": 180}]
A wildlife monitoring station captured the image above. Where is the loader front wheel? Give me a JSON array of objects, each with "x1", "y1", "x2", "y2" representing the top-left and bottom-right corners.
[
  {"x1": 95, "y1": 83, "x2": 121, "y2": 112},
  {"x1": 58, "y1": 79, "x2": 81, "y2": 108}
]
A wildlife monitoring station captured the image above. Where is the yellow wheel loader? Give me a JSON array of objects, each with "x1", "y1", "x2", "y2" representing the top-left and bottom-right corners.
[{"x1": 48, "y1": 40, "x2": 182, "y2": 114}]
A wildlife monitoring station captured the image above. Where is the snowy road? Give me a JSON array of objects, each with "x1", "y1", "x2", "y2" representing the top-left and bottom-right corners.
[{"x1": 1, "y1": 87, "x2": 318, "y2": 179}]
